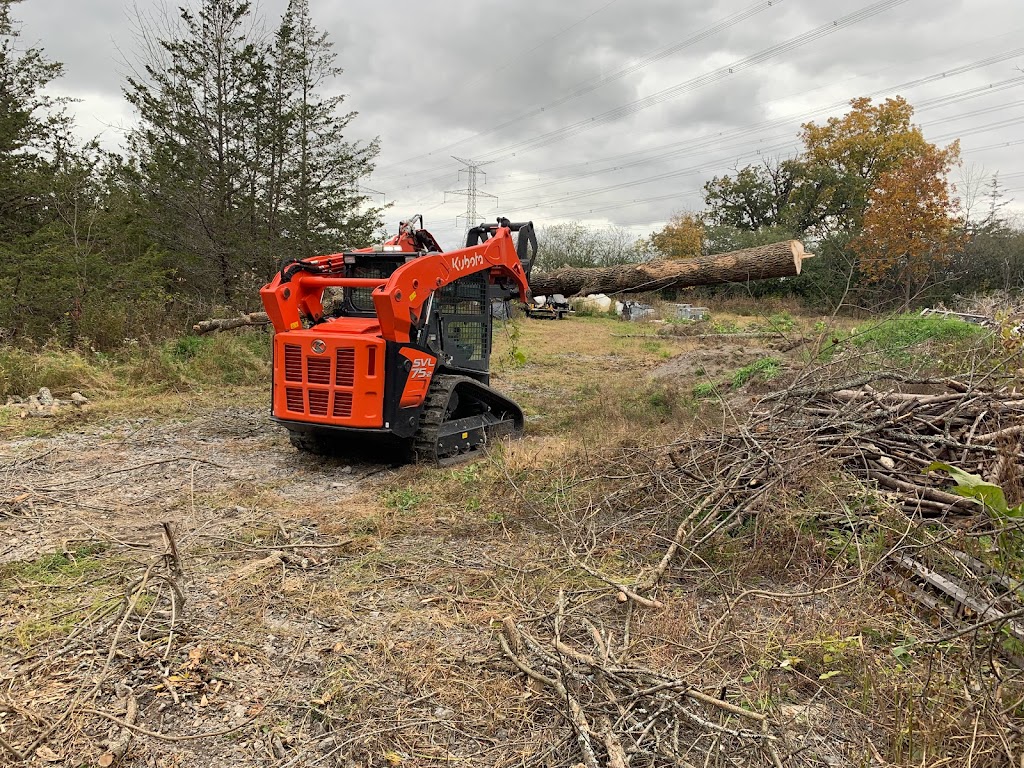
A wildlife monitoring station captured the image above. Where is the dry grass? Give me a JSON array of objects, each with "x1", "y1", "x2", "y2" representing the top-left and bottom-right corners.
[{"x1": 1, "y1": 309, "x2": 1022, "y2": 767}]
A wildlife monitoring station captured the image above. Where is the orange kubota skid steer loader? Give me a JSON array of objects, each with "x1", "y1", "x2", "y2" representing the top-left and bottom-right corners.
[{"x1": 259, "y1": 216, "x2": 537, "y2": 464}]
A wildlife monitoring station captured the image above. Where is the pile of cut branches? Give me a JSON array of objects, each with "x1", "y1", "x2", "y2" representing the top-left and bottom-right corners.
[
  {"x1": 498, "y1": 371, "x2": 1024, "y2": 766},
  {"x1": 498, "y1": 598, "x2": 786, "y2": 768},
  {"x1": 755, "y1": 376, "x2": 1024, "y2": 517},
  {"x1": 655, "y1": 376, "x2": 1024, "y2": 518},
  {"x1": 658, "y1": 375, "x2": 1024, "y2": 640}
]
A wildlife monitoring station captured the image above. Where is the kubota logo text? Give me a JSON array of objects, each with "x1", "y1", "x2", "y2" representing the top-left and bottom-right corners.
[{"x1": 450, "y1": 254, "x2": 484, "y2": 274}]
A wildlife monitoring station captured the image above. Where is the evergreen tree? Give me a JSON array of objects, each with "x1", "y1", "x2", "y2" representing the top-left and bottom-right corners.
[
  {"x1": 0, "y1": 0, "x2": 65, "y2": 239},
  {"x1": 272, "y1": 0, "x2": 382, "y2": 260},
  {"x1": 125, "y1": 0, "x2": 263, "y2": 303},
  {"x1": 124, "y1": 0, "x2": 383, "y2": 307}
]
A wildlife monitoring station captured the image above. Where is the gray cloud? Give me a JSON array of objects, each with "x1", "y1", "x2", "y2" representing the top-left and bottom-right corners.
[{"x1": 13, "y1": 0, "x2": 1024, "y2": 249}]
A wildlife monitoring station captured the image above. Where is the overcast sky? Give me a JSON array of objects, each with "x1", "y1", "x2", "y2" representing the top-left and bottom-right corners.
[{"x1": 13, "y1": 0, "x2": 1024, "y2": 249}]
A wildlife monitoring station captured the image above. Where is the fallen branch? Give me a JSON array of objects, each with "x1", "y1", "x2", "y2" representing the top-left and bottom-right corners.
[
  {"x1": 498, "y1": 611, "x2": 782, "y2": 767},
  {"x1": 192, "y1": 312, "x2": 270, "y2": 334},
  {"x1": 98, "y1": 684, "x2": 137, "y2": 765},
  {"x1": 893, "y1": 555, "x2": 1024, "y2": 642}
]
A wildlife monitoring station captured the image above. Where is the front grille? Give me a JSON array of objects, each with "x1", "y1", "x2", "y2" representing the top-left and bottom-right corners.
[
  {"x1": 284, "y1": 345, "x2": 303, "y2": 382},
  {"x1": 336, "y1": 348, "x2": 355, "y2": 386},
  {"x1": 279, "y1": 342, "x2": 365, "y2": 421},
  {"x1": 307, "y1": 357, "x2": 331, "y2": 384},
  {"x1": 308, "y1": 390, "x2": 329, "y2": 416},
  {"x1": 333, "y1": 391, "x2": 353, "y2": 417}
]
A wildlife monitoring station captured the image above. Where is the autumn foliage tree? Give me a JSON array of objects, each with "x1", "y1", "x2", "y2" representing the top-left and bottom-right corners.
[
  {"x1": 650, "y1": 211, "x2": 704, "y2": 259},
  {"x1": 699, "y1": 96, "x2": 968, "y2": 307},
  {"x1": 851, "y1": 142, "x2": 963, "y2": 306},
  {"x1": 800, "y1": 96, "x2": 933, "y2": 233}
]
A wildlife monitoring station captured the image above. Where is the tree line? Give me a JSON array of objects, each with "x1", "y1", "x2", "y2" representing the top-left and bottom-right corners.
[
  {"x1": 0, "y1": 0, "x2": 382, "y2": 348},
  {"x1": 3, "y1": 0, "x2": 1021, "y2": 349},
  {"x1": 539, "y1": 96, "x2": 1024, "y2": 311}
]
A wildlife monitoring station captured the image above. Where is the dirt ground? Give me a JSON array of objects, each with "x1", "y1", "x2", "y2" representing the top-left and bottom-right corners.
[
  {"x1": 0, "y1": 403, "x2": 401, "y2": 764},
  {"x1": 0, "y1": 405, "x2": 374, "y2": 566},
  {"x1": 0, "y1": 370, "x2": 594, "y2": 767},
  {"x1": 2, "y1": 312, "x2": 1016, "y2": 768}
]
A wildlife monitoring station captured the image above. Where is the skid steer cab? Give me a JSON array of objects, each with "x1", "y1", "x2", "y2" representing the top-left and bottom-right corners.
[{"x1": 259, "y1": 216, "x2": 538, "y2": 464}]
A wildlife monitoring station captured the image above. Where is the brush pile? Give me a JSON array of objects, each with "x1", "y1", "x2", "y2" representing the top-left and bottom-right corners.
[
  {"x1": 499, "y1": 605, "x2": 787, "y2": 768},
  {"x1": 499, "y1": 372, "x2": 1024, "y2": 767},
  {"x1": 662, "y1": 374, "x2": 1024, "y2": 636},
  {"x1": 753, "y1": 375, "x2": 1024, "y2": 516}
]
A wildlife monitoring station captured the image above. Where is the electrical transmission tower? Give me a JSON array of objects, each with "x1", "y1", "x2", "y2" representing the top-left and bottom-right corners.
[{"x1": 445, "y1": 156, "x2": 496, "y2": 232}]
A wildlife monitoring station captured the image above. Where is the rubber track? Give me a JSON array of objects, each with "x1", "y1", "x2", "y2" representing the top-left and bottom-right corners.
[
  {"x1": 413, "y1": 374, "x2": 522, "y2": 464},
  {"x1": 412, "y1": 374, "x2": 465, "y2": 464}
]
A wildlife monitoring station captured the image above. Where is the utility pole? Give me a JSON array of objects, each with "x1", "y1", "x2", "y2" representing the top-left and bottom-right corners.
[{"x1": 445, "y1": 156, "x2": 496, "y2": 234}]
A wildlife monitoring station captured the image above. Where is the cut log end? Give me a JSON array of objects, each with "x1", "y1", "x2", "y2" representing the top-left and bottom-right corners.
[{"x1": 789, "y1": 240, "x2": 814, "y2": 275}]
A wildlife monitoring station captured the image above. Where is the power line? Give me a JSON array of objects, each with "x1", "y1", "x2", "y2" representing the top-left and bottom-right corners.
[
  {"x1": 487, "y1": 57, "x2": 1024, "y2": 201},
  {"x1": 379, "y1": 14, "x2": 1024, "y2": 224},
  {"x1": 374, "y1": 23, "x2": 1024, "y2": 190},
  {"x1": 486, "y1": 64, "x2": 1024, "y2": 213},
  {"x1": 382, "y1": 45, "x2": 1024, "y2": 223},
  {"x1": 502, "y1": 107, "x2": 1024, "y2": 222},
  {"x1": 472, "y1": 0, "x2": 914, "y2": 165},
  {"x1": 504, "y1": 107, "x2": 1024, "y2": 215},
  {"x1": 372, "y1": 0, "x2": 783, "y2": 174},
  {"x1": 487, "y1": 77, "x2": 1022, "y2": 207},
  {"x1": 541, "y1": 135, "x2": 1024, "y2": 222}
]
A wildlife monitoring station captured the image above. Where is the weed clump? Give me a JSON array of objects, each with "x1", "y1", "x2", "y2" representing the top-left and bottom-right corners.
[
  {"x1": 731, "y1": 356, "x2": 782, "y2": 387},
  {"x1": 848, "y1": 314, "x2": 988, "y2": 361}
]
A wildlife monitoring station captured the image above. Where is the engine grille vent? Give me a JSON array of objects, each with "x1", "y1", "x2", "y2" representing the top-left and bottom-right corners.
[
  {"x1": 284, "y1": 345, "x2": 303, "y2": 382},
  {"x1": 285, "y1": 388, "x2": 304, "y2": 412},
  {"x1": 308, "y1": 390, "x2": 329, "y2": 416},
  {"x1": 336, "y1": 348, "x2": 355, "y2": 386},
  {"x1": 307, "y1": 357, "x2": 331, "y2": 384},
  {"x1": 333, "y1": 391, "x2": 353, "y2": 418}
]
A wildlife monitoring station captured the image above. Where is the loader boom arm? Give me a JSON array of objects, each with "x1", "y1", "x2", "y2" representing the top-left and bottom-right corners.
[{"x1": 259, "y1": 223, "x2": 530, "y2": 343}]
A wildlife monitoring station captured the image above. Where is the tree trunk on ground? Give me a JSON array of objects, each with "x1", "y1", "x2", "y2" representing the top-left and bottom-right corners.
[
  {"x1": 194, "y1": 241, "x2": 813, "y2": 333},
  {"x1": 528, "y1": 240, "x2": 813, "y2": 297},
  {"x1": 193, "y1": 312, "x2": 270, "y2": 334}
]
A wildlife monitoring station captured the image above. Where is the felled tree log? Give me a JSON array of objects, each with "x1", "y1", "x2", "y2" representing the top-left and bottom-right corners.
[
  {"x1": 193, "y1": 241, "x2": 811, "y2": 332},
  {"x1": 528, "y1": 240, "x2": 813, "y2": 297},
  {"x1": 193, "y1": 312, "x2": 270, "y2": 334}
]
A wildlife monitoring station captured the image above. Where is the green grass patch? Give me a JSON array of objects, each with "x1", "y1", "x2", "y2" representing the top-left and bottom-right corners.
[
  {"x1": 0, "y1": 544, "x2": 110, "y2": 585},
  {"x1": 755, "y1": 312, "x2": 796, "y2": 334},
  {"x1": 382, "y1": 488, "x2": 426, "y2": 512},
  {"x1": 1, "y1": 545, "x2": 120, "y2": 648},
  {"x1": 845, "y1": 315, "x2": 988, "y2": 362},
  {"x1": 710, "y1": 317, "x2": 743, "y2": 334},
  {"x1": 730, "y1": 357, "x2": 782, "y2": 387},
  {"x1": 570, "y1": 302, "x2": 619, "y2": 319},
  {"x1": 693, "y1": 381, "x2": 719, "y2": 399}
]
